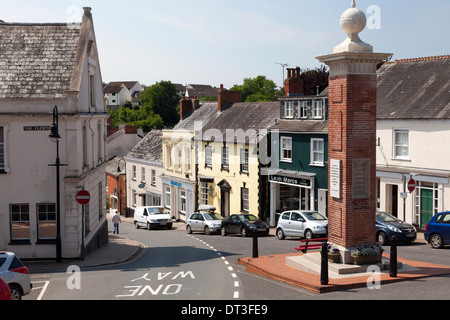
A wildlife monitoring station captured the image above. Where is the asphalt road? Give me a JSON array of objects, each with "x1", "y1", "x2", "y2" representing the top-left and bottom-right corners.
[{"x1": 28, "y1": 221, "x2": 450, "y2": 301}]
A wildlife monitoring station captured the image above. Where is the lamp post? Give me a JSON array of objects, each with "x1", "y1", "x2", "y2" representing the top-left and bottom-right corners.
[{"x1": 49, "y1": 106, "x2": 63, "y2": 262}]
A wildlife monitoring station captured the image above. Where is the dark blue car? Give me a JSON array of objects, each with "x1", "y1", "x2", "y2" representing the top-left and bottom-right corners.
[
  {"x1": 376, "y1": 212, "x2": 417, "y2": 245},
  {"x1": 424, "y1": 212, "x2": 450, "y2": 249}
]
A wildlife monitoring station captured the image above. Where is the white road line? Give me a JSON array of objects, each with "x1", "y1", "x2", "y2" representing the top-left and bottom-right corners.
[
  {"x1": 37, "y1": 281, "x2": 50, "y2": 301},
  {"x1": 190, "y1": 235, "x2": 240, "y2": 299}
]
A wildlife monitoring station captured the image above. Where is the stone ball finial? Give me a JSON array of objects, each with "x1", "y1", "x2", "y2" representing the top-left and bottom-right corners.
[{"x1": 334, "y1": 0, "x2": 373, "y2": 53}]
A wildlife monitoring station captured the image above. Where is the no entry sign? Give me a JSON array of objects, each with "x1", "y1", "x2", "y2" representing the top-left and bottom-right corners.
[
  {"x1": 76, "y1": 190, "x2": 90, "y2": 205},
  {"x1": 408, "y1": 179, "x2": 416, "y2": 193}
]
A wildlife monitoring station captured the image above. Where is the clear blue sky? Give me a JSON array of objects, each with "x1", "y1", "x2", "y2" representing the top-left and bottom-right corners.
[{"x1": 3, "y1": 0, "x2": 449, "y2": 88}]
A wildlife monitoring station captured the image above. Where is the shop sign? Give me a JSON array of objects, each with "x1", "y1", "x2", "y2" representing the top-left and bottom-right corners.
[{"x1": 269, "y1": 175, "x2": 311, "y2": 187}]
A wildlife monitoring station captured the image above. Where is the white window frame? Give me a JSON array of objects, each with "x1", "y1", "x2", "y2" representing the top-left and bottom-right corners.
[
  {"x1": 205, "y1": 145, "x2": 212, "y2": 168},
  {"x1": 165, "y1": 186, "x2": 171, "y2": 209},
  {"x1": 393, "y1": 129, "x2": 410, "y2": 160},
  {"x1": 241, "y1": 187, "x2": 249, "y2": 212},
  {"x1": 185, "y1": 146, "x2": 191, "y2": 172},
  {"x1": 300, "y1": 101, "x2": 308, "y2": 119},
  {"x1": 200, "y1": 182, "x2": 208, "y2": 205},
  {"x1": 280, "y1": 137, "x2": 293, "y2": 163},
  {"x1": 285, "y1": 101, "x2": 294, "y2": 119},
  {"x1": 132, "y1": 165, "x2": 137, "y2": 181},
  {"x1": 240, "y1": 147, "x2": 249, "y2": 173},
  {"x1": 313, "y1": 100, "x2": 323, "y2": 119},
  {"x1": 180, "y1": 190, "x2": 187, "y2": 213},
  {"x1": 151, "y1": 169, "x2": 156, "y2": 186},
  {"x1": 222, "y1": 146, "x2": 229, "y2": 170},
  {"x1": 141, "y1": 167, "x2": 146, "y2": 183},
  {"x1": 311, "y1": 138, "x2": 325, "y2": 166}
]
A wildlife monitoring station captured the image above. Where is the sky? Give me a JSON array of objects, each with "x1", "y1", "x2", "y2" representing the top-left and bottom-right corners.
[{"x1": 2, "y1": 0, "x2": 450, "y2": 89}]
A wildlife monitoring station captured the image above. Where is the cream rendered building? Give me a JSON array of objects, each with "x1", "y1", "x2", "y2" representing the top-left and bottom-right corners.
[
  {"x1": 376, "y1": 56, "x2": 450, "y2": 229},
  {"x1": 0, "y1": 8, "x2": 109, "y2": 259},
  {"x1": 195, "y1": 101, "x2": 279, "y2": 221},
  {"x1": 162, "y1": 99, "x2": 218, "y2": 221}
]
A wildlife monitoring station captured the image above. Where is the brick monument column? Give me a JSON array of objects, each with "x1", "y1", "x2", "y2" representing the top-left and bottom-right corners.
[{"x1": 316, "y1": 1, "x2": 392, "y2": 263}]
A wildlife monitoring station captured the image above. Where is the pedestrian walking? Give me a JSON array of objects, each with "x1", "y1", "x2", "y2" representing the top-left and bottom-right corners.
[{"x1": 112, "y1": 212, "x2": 122, "y2": 234}]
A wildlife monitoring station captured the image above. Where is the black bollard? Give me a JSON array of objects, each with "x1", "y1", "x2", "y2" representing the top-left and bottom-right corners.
[
  {"x1": 320, "y1": 242, "x2": 329, "y2": 285},
  {"x1": 252, "y1": 230, "x2": 259, "y2": 259},
  {"x1": 390, "y1": 236, "x2": 398, "y2": 278}
]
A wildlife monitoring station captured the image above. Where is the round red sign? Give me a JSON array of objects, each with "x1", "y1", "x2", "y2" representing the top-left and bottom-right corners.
[
  {"x1": 76, "y1": 190, "x2": 90, "y2": 205},
  {"x1": 408, "y1": 179, "x2": 416, "y2": 193}
]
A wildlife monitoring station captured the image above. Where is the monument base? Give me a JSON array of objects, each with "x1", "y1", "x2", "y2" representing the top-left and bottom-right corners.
[{"x1": 286, "y1": 252, "x2": 404, "y2": 278}]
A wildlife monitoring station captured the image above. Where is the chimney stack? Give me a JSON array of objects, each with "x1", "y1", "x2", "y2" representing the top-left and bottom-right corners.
[
  {"x1": 180, "y1": 97, "x2": 193, "y2": 121},
  {"x1": 284, "y1": 67, "x2": 304, "y2": 97},
  {"x1": 218, "y1": 84, "x2": 242, "y2": 112}
]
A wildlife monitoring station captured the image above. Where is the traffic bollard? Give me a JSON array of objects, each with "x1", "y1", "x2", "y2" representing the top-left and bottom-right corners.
[
  {"x1": 390, "y1": 236, "x2": 398, "y2": 278},
  {"x1": 320, "y1": 242, "x2": 329, "y2": 285},
  {"x1": 252, "y1": 230, "x2": 259, "y2": 259}
]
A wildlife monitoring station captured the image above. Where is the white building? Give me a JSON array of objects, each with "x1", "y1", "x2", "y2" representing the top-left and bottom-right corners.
[
  {"x1": 125, "y1": 130, "x2": 163, "y2": 216},
  {"x1": 104, "y1": 81, "x2": 144, "y2": 108},
  {"x1": 376, "y1": 56, "x2": 450, "y2": 229},
  {"x1": 0, "y1": 8, "x2": 109, "y2": 259}
]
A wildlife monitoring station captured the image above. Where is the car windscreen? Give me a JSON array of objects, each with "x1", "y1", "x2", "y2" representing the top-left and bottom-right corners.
[
  {"x1": 303, "y1": 212, "x2": 327, "y2": 221},
  {"x1": 148, "y1": 207, "x2": 167, "y2": 215},
  {"x1": 376, "y1": 212, "x2": 399, "y2": 223},
  {"x1": 204, "y1": 213, "x2": 223, "y2": 221},
  {"x1": 238, "y1": 214, "x2": 258, "y2": 222}
]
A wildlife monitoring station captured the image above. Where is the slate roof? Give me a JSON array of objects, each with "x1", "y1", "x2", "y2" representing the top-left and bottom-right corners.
[
  {"x1": 269, "y1": 119, "x2": 328, "y2": 134},
  {"x1": 126, "y1": 130, "x2": 163, "y2": 163},
  {"x1": 195, "y1": 102, "x2": 280, "y2": 144},
  {"x1": 173, "y1": 102, "x2": 219, "y2": 131},
  {"x1": 377, "y1": 56, "x2": 450, "y2": 119},
  {"x1": 0, "y1": 22, "x2": 82, "y2": 100}
]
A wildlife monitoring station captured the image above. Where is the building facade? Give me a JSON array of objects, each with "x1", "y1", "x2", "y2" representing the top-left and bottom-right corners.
[
  {"x1": 0, "y1": 8, "x2": 109, "y2": 259},
  {"x1": 125, "y1": 130, "x2": 163, "y2": 217},
  {"x1": 376, "y1": 56, "x2": 450, "y2": 229}
]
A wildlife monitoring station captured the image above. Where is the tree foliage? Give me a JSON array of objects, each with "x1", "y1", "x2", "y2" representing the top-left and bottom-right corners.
[
  {"x1": 300, "y1": 65, "x2": 329, "y2": 96},
  {"x1": 107, "y1": 80, "x2": 179, "y2": 132},
  {"x1": 230, "y1": 75, "x2": 279, "y2": 102}
]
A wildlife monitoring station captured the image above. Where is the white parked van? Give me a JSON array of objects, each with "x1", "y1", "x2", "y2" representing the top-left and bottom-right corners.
[{"x1": 134, "y1": 206, "x2": 173, "y2": 230}]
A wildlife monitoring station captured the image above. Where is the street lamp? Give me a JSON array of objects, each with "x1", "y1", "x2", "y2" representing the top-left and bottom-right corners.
[{"x1": 49, "y1": 106, "x2": 63, "y2": 262}]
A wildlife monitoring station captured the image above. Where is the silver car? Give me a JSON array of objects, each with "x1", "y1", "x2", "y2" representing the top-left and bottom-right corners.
[
  {"x1": 276, "y1": 210, "x2": 328, "y2": 240},
  {"x1": 186, "y1": 206, "x2": 224, "y2": 235},
  {"x1": 0, "y1": 252, "x2": 32, "y2": 300}
]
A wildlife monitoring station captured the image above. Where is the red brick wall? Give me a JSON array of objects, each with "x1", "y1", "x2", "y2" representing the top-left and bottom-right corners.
[{"x1": 328, "y1": 73, "x2": 377, "y2": 248}]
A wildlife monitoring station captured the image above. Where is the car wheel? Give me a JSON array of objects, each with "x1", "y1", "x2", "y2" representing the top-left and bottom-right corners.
[
  {"x1": 135, "y1": 222, "x2": 140, "y2": 229},
  {"x1": 430, "y1": 233, "x2": 444, "y2": 249},
  {"x1": 276, "y1": 228, "x2": 285, "y2": 240},
  {"x1": 204, "y1": 226, "x2": 211, "y2": 235},
  {"x1": 186, "y1": 225, "x2": 192, "y2": 234},
  {"x1": 377, "y1": 232, "x2": 388, "y2": 246},
  {"x1": 240, "y1": 227, "x2": 247, "y2": 238},
  {"x1": 305, "y1": 229, "x2": 313, "y2": 240},
  {"x1": 221, "y1": 227, "x2": 227, "y2": 236},
  {"x1": 9, "y1": 285, "x2": 22, "y2": 301},
  {"x1": 147, "y1": 223, "x2": 152, "y2": 231}
]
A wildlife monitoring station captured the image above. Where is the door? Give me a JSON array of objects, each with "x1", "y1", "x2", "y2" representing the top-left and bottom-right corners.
[
  {"x1": 441, "y1": 214, "x2": 450, "y2": 242},
  {"x1": 421, "y1": 189, "x2": 434, "y2": 229},
  {"x1": 221, "y1": 190, "x2": 230, "y2": 218},
  {"x1": 289, "y1": 212, "x2": 305, "y2": 237},
  {"x1": 391, "y1": 185, "x2": 398, "y2": 218}
]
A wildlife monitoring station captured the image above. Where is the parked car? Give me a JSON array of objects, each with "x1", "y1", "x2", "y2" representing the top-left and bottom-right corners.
[
  {"x1": 134, "y1": 206, "x2": 173, "y2": 230},
  {"x1": 221, "y1": 214, "x2": 270, "y2": 237},
  {"x1": 0, "y1": 278, "x2": 11, "y2": 301},
  {"x1": 186, "y1": 206, "x2": 224, "y2": 235},
  {"x1": 376, "y1": 212, "x2": 417, "y2": 245},
  {"x1": 276, "y1": 210, "x2": 328, "y2": 240},
  {"x1": 424, "y1": 211, "x2": 450, "y2": 249},
  {"x1": 0, "y1": 252, "x2": 32, "y2": 300}
]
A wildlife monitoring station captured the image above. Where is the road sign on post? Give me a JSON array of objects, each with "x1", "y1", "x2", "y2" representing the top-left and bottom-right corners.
[
  {"x1": 408, "y1": 179, "x2": 416, "y2": 193},
  {"x1": 76, "y1": 190, "x2": 90, "y2": 205}
]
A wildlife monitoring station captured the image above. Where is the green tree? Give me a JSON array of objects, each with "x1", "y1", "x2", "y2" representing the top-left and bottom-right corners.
[
  {"x1": 300, "y1": 65, "x2": 329, "y2": 96},
  {"x1": 231, "y1": 75, "x2": 278, "y2": 102},
  {"x1": 140, "y1": 81, "x2": 180, "y2": 127}
]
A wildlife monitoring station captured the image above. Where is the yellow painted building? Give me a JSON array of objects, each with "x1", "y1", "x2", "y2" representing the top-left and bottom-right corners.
[{"x1": 195, "y1": 101, "x2": 279, "y2": 221}]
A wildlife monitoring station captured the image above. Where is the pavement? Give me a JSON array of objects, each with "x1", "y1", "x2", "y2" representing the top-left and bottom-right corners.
[{"x1": 26, "y1": 215, "x2": 450, "y2": 294}]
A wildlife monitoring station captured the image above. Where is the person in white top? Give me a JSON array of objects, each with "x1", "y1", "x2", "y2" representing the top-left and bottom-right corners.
[{"x1": 112, "y1": 212, "x2": 122, "y2": 234}]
